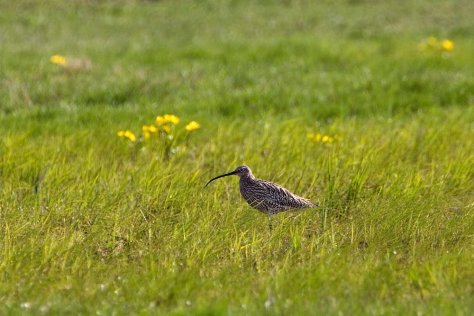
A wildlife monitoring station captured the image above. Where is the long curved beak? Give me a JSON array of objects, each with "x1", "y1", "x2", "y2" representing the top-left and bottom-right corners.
[{"x1": 204, "y1": 170, "x2": 238, "y2": 187}]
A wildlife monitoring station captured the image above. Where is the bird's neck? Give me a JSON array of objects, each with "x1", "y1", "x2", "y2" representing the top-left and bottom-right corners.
[{"x1": 240, "y1": 173, "x2": 255, "y2": 181}]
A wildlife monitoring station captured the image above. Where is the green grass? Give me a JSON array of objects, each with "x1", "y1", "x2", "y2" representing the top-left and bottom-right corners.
[{"x1": 1, "y1": 0, "x2": 473, "y2": 314}]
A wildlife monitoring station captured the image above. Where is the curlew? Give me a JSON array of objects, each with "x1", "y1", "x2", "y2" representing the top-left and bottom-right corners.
[{"x1": 205, "y1": 166, "x2": 317, "y2": 227}]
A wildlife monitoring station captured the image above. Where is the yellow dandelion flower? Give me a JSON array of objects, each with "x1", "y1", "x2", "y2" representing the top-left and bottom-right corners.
[
  {"x1": 124, "y1": 131, "x2": 137, "y2": 142},
  {"x1": 50, "y1": 54, "x2": 67, "y2": 66},
  {"x1": 142, "y1": 125, "x2": 158, "y2": 140},
  {"x1": 155, "y1": 116, "x2": 167, "y2": 125},
  {"x1": 118, "y1": 130, "x2": 136, "y2": 142},
  {"x1": 185, "y1": 121, "x2": 200, "y2": 131},
  {"x1": 307, "y1": 133, "x2": 323, "y2": 142},
  {"x1": 142, "y1": 125, "x2": 158, "y2": 133},
  {"x1": 125, "y1": 131, "x2": 137, "y2": 142},
  {"x1": 164, "y1": 114, "x2": 180, "y2": 125},
  {"x1": 162, "y1": 125, "x2": 172, "y2": 134},
  {"x1": 324, "y1": 136, "x2": 334, "y2": 143},
  {"x1": 308, "y1": 132, "x2": 335, "y2": 143},
  {"x1": 440, "y1": 39, "x2": 454, "y2": 52}
]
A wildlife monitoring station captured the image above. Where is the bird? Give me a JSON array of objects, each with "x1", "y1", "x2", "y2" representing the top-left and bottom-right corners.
[{"x1": 205, "y1": 166, "x2": 317, "y2": 227}]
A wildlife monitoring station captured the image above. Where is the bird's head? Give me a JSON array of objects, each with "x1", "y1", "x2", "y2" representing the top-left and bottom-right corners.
[
  {"x1": 204, "y1": 165, "x2": 253, "y2": 187},
  {"x1": 233, "y1": 165, "x2": 252, "y2": 176}
]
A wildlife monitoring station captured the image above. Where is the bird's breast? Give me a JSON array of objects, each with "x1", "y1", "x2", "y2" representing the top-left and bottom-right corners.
[{"x1": 239, "y1": 178, "x2": 269, "y2": 212}]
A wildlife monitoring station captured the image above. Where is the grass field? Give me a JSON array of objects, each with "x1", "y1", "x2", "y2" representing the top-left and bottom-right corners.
[{"x1": 1, "y1": 0, "x2": 473, "y2": 314}]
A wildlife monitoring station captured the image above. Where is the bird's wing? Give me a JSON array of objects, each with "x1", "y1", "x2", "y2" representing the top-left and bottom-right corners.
[{"x1": 257, "y1": 179, "x2": 315, "y2": 210}]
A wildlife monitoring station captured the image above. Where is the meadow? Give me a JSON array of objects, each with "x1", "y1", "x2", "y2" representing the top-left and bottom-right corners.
[{"x1": 1, "y1": 0, "x2": 473, "y2": 314}]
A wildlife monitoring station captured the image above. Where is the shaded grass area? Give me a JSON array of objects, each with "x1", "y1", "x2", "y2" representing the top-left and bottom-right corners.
[{"x1": 1, "y1": 0, "x2": 474, "y2": 314}]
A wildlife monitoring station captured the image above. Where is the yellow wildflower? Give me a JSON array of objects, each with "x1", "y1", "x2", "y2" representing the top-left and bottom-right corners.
[
  {"x1": 309, "y1": 133, "x2": 322, "y2": 142},
  {"x1": 117, "y1": 130, "x2": 136, "y2": 142},
  {"x1": 156, "y1": 115, "x2": 167, "y2": 125},
  {"x1": 307, "y1": 133, "x2": 321, "y2": 141},
  {"x1": 156, "y1": 114, "x2": 180, "y2": 125},
  {"x1": 125, "y1": 131, "x2": 136, "y2": 142},
  {"x1": 142, "y1": 125, "x2": 157, "y2": 140},
  {"x1": 142, "y1": 125, "x2": 158, "y2": 133},
  {"x1": 185, "y1": 121, "x2": 200, "y2": 131},
  {"x1": 50, "y1": 54, "x2": 67, "y2": 66},
  {"x1": 162, "y1": 125, "x2": 172, "y2": 134},
  {"x1": 440, "y1": 39, "x2": 454, "y2": 52},
  {"x1": 308, "y1": 132, "x2": 335, "y2": 144},
  {"x1": 322, "y1": 135, "x2": 334, "y2": 143},
  {"x1": 164, "y1": 114, "x2": 180, "y2": 125}
]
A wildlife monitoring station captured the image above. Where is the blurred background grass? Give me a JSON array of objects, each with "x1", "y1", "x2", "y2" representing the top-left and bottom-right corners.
[
  {"x1": 1, "y1": 0, "x2": 473, "y2": 121},
  {"x1": 0, "y1": 0, "x2": 473, "y2": 314}
]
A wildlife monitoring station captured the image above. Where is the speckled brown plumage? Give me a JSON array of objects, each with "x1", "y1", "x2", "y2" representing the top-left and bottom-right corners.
[{"x1": 205, "y1": 166, "x2": 317, "y2": 215}]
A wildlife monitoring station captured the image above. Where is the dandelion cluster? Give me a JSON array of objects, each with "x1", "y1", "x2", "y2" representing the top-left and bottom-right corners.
[
  {"x1": 117, "y1": 114, "x2": 200, "y2": 158},
  {"x1": 117, "y1": 114, "x2": 200, "y2": 143},
  {"x1": 307, "y1": 132, "x2": 336, "y2": 144},
  {"x1": 418, "y1": 36, "x2": 454, "y2": 53}
]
